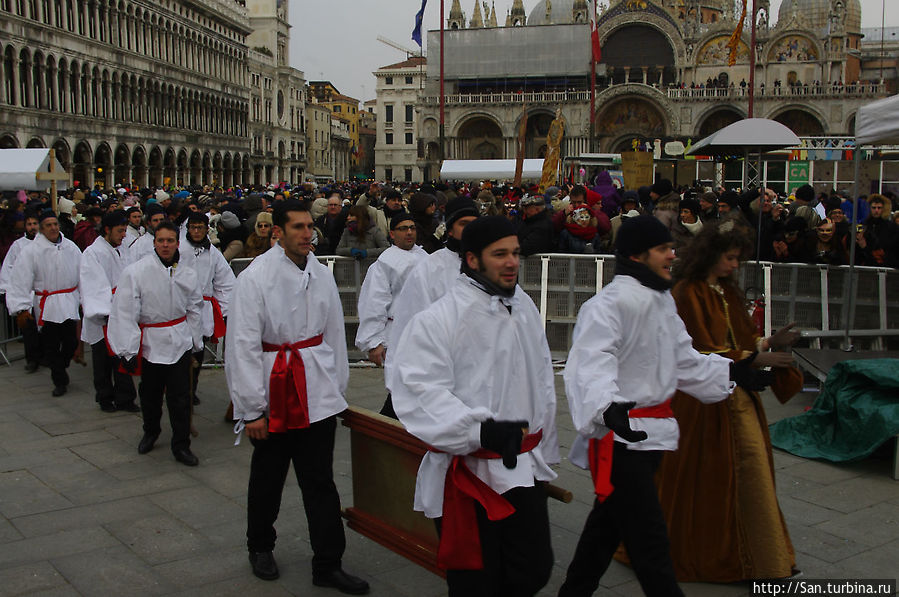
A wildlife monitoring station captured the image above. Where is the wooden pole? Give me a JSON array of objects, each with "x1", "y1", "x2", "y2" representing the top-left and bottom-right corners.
[
  {"x1": 36, "y1": 149, "x2": 69, "y2": 214},
  {"x1": 748, "y1": 0, "x2": 756, "y2": 117}
]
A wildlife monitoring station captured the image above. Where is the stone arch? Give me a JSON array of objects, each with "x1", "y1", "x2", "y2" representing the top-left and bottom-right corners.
[
  {"x1": 148, "y1": 146, "x2": 163, "y2": 187},
  {"x1": 114, "y1": 142, "x2": 130, "y2": 185},
  {"x1": 595, "y1": 94, "x2": 669, "y2": 143},
  {"x1": 177, "y1": 148, "x2": 188, "y2": 186},
  {"x1": 213, "y1": 151, "x2": 222, "y2": 185},
  {"x1": 222, "y1": 152, "x2": 232, "y2": 187},
  {"x1": 3, "y1": 45, "x2": 16, "y2": 106},
  {"x1": 601, "y1": 23, "x2": 678, "y2": 86},
  {"x1": 599, "y1": 12, "x2": 686, "y2": 71},
  {"x1": 25, "y1": 136, "x2": 44, "y2": 148},
  {"x1": 18, "y1": 48, "x2": 31, "y2": 108},
  {"x1": 0, "y1": 133, "x2": 20, "y2": 148},
  {"x1": 163, "y1": 146, "x2": 176, "y2": 184},
  {"x1": 94, "y1": 141, "x2": 112, "y2": 188},
  {"x1": 765, "y1": 31, "x2": 822, "y2": 63},
  {"x1": 189, "y1": 149, "x2": 201, "y2": 184},
  {"x1": 454, "y1": 112, "x2": 505, "y2": 160},
  {"x1": 693, "y1": 33, "x2": 750, "y2": 66},
  {"x1": 202, "y1": 151, "x2": 212, "y2": 184},
  {"x1": 132, "y1": 145, "x2": 147, "y2": 188},
  {"x1": 515, "y1": 108, "x2": 564, "y2": 158},
  {"x1": 51, "y1": 138, "x2": 71, "y2": 173},
  {"x1": 769, "y1": 105, "x2": 826, "y2": 136},
  {"x1": 846, "y1": 113, "x2": 857, "y2": 136},
  {"x1": 696, "y1": 105, "x2": 745, "y2": 137}
]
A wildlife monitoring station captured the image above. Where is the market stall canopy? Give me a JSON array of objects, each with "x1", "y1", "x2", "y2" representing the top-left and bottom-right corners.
[
  {"x1": 687, "y1": 118, "x2": 802, "y2": 156},
  {"x1": 856, "y1": 94, "x2": 899, "y2": 145},
  {"x1": 440, "y1": 159, "x2": 545, "y2": 181},
  {"x1": 0, "y1": 148, "x2": 69, "y2": 192}
]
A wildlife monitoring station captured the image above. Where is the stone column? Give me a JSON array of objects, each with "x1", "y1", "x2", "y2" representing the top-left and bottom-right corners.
[
  {"x1": 642, "y1": 67, "x2": 648, "y2": 85},
  {"x1": 623, "y1": 66, "x2": 631, "y2": 83},
  {"x1": 49, "y1": 62, "x2": 58, "y2": 111}
]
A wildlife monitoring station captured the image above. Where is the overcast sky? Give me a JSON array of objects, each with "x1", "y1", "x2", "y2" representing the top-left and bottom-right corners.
[{"x1": 288, "y1": 0, "x2": 898, "y2": 104}]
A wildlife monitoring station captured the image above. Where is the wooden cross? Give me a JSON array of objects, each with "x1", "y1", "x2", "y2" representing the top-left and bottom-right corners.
[{"x1": 35, "y1": 149, "x2": 69, "y2": 214}]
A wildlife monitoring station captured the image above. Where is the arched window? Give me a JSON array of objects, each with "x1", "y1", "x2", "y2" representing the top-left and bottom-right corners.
[
  {"x1": 3, "y1": 47, "x2": 16, "y2": 106},
  {"x1": 57, "y1": 60, "x2": 67, "y2": 112},
  {"x1": 18, "y1": 50, "x2": 29, "y2": 107}
]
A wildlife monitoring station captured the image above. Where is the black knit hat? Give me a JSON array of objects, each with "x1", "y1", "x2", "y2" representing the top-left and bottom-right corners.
[
  {"x1": 616, "y1": 215, "x2": 673, "y2": 257},
  {"x1": 794, "y1": 184, "x2": 814, "y2": 203},
  {"x1": 445, "y1": 197, "x2": 480, "y2": 229},
  {"x1": 101, "y1": 210, "x2": 127, "y2": 230},
  {"x1": 651, "y1": 179, "x2": 673, "y2": 197},
  {"x1": 389, "y1": 212, "x2": 414, "y2": 230},
  {"x1": 38, "y1": 208, "x2": 57, "y2": 223},
  {"x1": 460, "y1": 215, "x2": 518, "y2": 257},
  {"x1": 679, "y1": 198, "x2": 701, "y2": 217}
]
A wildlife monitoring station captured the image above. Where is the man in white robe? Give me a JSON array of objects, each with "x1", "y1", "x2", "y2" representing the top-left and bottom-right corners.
[
  {"x1": 108, "y1": 221, "x2": 204, "y2": 466},
  {"x1": 127, "y1": 203, "x2": 166, "y2": 261},
  {"x1": 390, "y1": 216, "x2": 559, "y2": 597},
  {"x1": 354, "y1": 212, "x2": 426, "y2": 416},
  {"x1": 558, "y1": 216, "x2": 769, "y2": 597},
  {"x1": 123, "y1": 206, "x2": 144, "y2": 245},
  {"x1": 6, "y1": 210, "x2": 81, "y2": 396},
  {"x1": 79, "y1": 211, "x2": 137, "y2": 412},
  {"x1": 225, "y1": 200, "x2": 369, "y2": 593},
  {"x1": 0, "y1": 211, "x2": 41, "y2": 372},
  {"x1": 179, "y1": 212, "x2": 235, "y2": 405}
]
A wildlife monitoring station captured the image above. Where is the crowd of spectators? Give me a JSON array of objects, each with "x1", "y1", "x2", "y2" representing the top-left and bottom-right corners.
[{"x1": 1, "y1": 176, "x2": 897, "y2": 271}]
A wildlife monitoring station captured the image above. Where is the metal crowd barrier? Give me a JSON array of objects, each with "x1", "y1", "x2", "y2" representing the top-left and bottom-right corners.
[
  {"x1": 229, "y1": 254, "x2": 899, "y2": 356},
  {"x1": 0, "y1": 297, "x2": 24, "y2": 365}
]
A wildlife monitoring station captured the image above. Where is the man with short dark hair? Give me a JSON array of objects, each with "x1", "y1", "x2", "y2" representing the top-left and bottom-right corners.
[
  {"x1": 856, "y1": 194, "x2": 898, "y2": 267},
  {"x1": 80, "y1": 211, "x2": 138, "y2": 412},
  {"x1": 128, "y1": 204, "x2": 167, "y2": 261},
  {"x1": 390, "y1": 216, "x2": 559, "y2": 596},
  {"x1": 226, "y1": 201, "x2": 369, "y2": 593},
  {"x1": 314, "y1": 193, "x2": 347, "y2": 256},
  {"x1": 0, "y1": 211, "x2": 42, "y2": 372},
  {"x1": 6, "y1": 210, "x2": 82, "y2": 396},
  {"x1": 124, "y1": 206, "x2": 144, "y2": 245},
  {"x1": 518, "y1": 194, "x2": 555, "y2": 256},
  {"x1": 108, "y1": 221, "x2": 204, "y2": 465}
]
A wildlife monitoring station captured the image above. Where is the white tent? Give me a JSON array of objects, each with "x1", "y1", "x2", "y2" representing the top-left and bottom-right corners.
[
  {"x1": 856, "y1": 94, "x2": 899, "y2": 145},
  {"x1": 0, "y1": 148, "x2": 69, "y2": 192},
  {"x1": 687, "y1": 118, "x2": 801, "y2": 156},
  {"x1": 440, "y1": 159, "x2": 545, "y2": 181}
]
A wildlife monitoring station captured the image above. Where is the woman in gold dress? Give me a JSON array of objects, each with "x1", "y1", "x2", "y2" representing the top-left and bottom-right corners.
[{"x1": 656, "y1": 222, "x2": 802, "y2": 582}]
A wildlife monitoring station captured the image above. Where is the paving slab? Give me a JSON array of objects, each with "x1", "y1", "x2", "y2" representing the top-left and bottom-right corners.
[
  {"x1": 51, "y1": 544, "x2": 177, "y2": 596},
  {"x1": 0, "y1": 561, "x2": 67, "y2": 596},
  {"x1": 0, "y1": 470, "x2": 74, "y2": 518},
  {"x1": 0, "y1": 527, "x2": 120, "y2": 569},
  {"x1": 105, "y1": 514, "x2": 212, "y2": 566},
  {"x1": 11, "y1": 496, "x2": 164, "y2": 538},
  {"x1": 147, "y1": 486, "x2": 245, "y2": 530}
]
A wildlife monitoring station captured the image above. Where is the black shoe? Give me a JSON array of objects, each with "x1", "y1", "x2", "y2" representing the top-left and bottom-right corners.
[
  {"x1": 312, "y1": 568, "x2": 370, "y2": 595},
  {"x1": 137, "y1": 432, "x2": 159, "y2": 454},
  {"x1": 192, "y1": 396, "x2": 201, "y2": 405},
  {"x1": 24, "y1": 361, "x2": 39, "y2": 373},
  {"x1": 99, "y1": 402, "x2": 117, "y2": 413},
  {"x1": 117, "y1": 402, "x2": 141, "y2": 413},
  {"x1": 173, "y1": 448, "x2": 198, "y2": 466},
  {"x1": 51, "y1": 386, "x2": 67, "y2": 397},
  {"x1": 248, "y1": 551, "x2": 279, "y2": 581}
]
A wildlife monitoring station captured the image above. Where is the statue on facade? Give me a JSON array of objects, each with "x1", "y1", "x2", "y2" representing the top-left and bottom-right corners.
[
  {"x1": 539, "y1": 108, "x2": 565, "y2": 192},
  {"x1": 546, "y1": 0, "x2": 553, "y2": 23}
]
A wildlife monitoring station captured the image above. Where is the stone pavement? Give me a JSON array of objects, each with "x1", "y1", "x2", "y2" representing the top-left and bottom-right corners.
[{"x1": 0, "y1": 345, "x2": 897, "y2": 597}]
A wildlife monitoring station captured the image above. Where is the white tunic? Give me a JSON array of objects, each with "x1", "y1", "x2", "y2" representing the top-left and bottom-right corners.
[
  {"x1": 564, "y1": 274, "x2": 734, "y2": 467},
  {"x1": 0, "y1": 235, "x2": 32, "y2": 295},
  {"x1": 128, "y1": 232, "x2": 155, "y2": 262},
  {"x1": 124, "y1": 224, "x2": 144, "y2": 245},
  {"x1": 355, "y1": 244, "x2": 427, "y2": 353},
  {"x1": 178, "y1": 241, "x2": 236, "y2": 338},
  {"x1": 79, "y1": 236, "x2": 129, "y2": 344},
  {"x1": 225, "y1": 245, "x2": 349, "y2": 424},
  {"x1": 5, "y1": 233, "x2": 81, "y2": 324},
  {"x1": 107, "y1": 252, "x2": 204, "y2": 365},
  {"x1": 390, "y1": 277, "x2": 559, "y2": 518}
]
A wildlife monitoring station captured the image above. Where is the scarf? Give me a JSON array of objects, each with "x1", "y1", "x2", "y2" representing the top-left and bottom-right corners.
[
  {"x1": 446, "y1": 235, "x2": 462, "y2": 255},
  {"x1": 462, "y1": 263, "x2": 516, "y2": 299},
  {"x1": 614, "y1": 256, "x2": 672, "y2": 292}
]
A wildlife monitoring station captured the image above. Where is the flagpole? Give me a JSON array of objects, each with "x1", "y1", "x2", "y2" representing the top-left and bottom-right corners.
[
  {"x1": 748, "y1": 0, "x2": 756, "y2": 117},
  {"x1": 439, "y1": 0, "x2": 446, "y2": 166},
  {"x1": 589, "y1": 0, "x2": 597, "y2": 153}
]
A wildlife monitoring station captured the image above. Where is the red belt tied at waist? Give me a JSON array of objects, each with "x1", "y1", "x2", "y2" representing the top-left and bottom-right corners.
[
  {"x1": 434, "y1": 429, "x2": 544, "y2": 571},
  {"x1": 588, "y1": 400, "x2": 673, "y2": 503},
  {"x1": 261, "y1": 334, "x2": 324, "y2": 433},
  {"x1": 35, "y1": 286, "x2": 77, "y2": 326},
  {"x1": 203, "y1": 295, "x2": 226, "y2": 339},
  {"x1": 118, "y1": 315, "x2": 187, "y2": 376}
]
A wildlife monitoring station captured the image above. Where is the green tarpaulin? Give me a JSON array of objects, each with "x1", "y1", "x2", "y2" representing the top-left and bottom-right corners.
[{"x1": 770, "y1": 359, "x2": 899, "y2": 462}]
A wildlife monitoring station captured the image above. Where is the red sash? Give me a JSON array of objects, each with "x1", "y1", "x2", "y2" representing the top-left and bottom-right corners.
[
  {"x1": 118, "y1": 315, "x2": 187, "y2": 376},
  {"x1": 588, "y1": 400, "x2": 673, "y2": 503},
  {"x1": 35, "y1": 286, "x2": 77, "y2": 326},
  {"x1": 261, "y1": 334, "x2": 324, "y2": 433},
  {"x1": 203, "y1": 295, "x2": 226, "y2": 339},
  {"x1": 435, "y1": 429, "x2": 544, "y2": 571}
]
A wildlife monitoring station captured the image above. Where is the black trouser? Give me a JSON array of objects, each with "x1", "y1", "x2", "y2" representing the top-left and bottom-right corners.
[
  {"x1": 246, "y1": 416, "x2": 346, "y2": 574},
  {"x1": 138, "y1": 351, "x2": 192, "y2": 453},
  {"x1": 39, "y1": 319, "x2": 78, "y2": 388},
  {"x1": 438, "y1": 484, "x2": 554, "y2": 597},
  {"x1": 379, "y1": 392, "x2": 397, "y2": 419},
  {"x1": 21, "y1": 316, "x2": 42, "y2": 365},
  {"x1": 90, "y1": 340, "x2": 136, "y2": 408},
  {"x1": 558, "y1": 443, "x2": 683, "y2": 597},
  {"x1": 191, "y1": 348, "x2": 205, "y2": 400}
]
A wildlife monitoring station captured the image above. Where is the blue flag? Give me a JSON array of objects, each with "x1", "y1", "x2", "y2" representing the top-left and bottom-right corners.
[{"x1": 411, "y1": 0, "x2": 427, "y2": 47}]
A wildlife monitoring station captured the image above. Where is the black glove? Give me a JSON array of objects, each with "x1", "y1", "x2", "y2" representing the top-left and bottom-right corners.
[
  {"x1": 729, "y1": 352, "x2": 774, "y2": 391},
  {"x1": 480, "y1": 419, "x2": 529, "y2": 469},
  {"x1": 602, "y1": 402, "x2": 648, "y2": 443},
  {"x1": 120, "y1": 356, "x2": 139, "y2": 374}
]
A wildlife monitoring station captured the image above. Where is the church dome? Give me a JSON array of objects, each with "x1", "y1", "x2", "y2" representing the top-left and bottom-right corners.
[
  {"x1": 776, "y1": 0, "x2": 862, "y2": 34},
  {"x1": 527, "y1": 0, "x2": 596, "y2": 26}
]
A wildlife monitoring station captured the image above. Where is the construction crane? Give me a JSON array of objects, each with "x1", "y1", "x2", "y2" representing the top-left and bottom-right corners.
[{"x1": 377, "y1": 36, "x2": 424, "y2": 58}]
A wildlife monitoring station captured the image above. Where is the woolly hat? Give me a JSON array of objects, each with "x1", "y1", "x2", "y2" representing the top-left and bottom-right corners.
[
  {"x1": 38, "y1": 208, "x2": 57, "y2": 223},
  {"x1": 699, "y1": 191, "x2": 718, "y2": 205},
  {"x1": 651, "y1": 179, "x2": 673, "y2": 197},
  {"x1": 144, "y1": 203, "x2": 165, "y2": 217},
  {"x1": 460, "y1": 215, "x2": 517, "y2": 257},
  {"x1": 794, "y1": 184, "x2": 814, "y2": 203},
  {"x1": 58, "y1": 197, "x2": 75, "y2": 215},
  {"x1": 679, "y1": 198, "x2": 701, "y2": 217},
  {"x1": 155, "y1": 189, "x2": 171, "y2": 203},
  {"x1": 101, "y1": 210, "x2": 127, "y2": 230},
  {"x1": 255, "y1": 212, "x2": 273, "y2": 230},
  {"x1": 616, "y1": 215, "x2": 673, "y2": 257},
  {"x1": 390, "y1": 212, "x2": 414, "y2": 230},
  {"x1": 445, "y1": 197, "x2": 480, "y2": 229},
  {"x1": 219, "y1": 211, "x2": 241, "y2": 230}
]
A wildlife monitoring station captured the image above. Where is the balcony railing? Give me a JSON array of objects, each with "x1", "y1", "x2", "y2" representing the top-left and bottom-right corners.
[
  {"x1": 421, "y1": 90, "x2": 591, "y2": 106},
  {"x1": 666, "y1": 82, "x2": 887, "y2": 100}
]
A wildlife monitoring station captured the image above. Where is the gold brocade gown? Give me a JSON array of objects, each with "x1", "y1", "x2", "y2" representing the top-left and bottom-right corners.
[{"x1": 654, "y1": 279, "x2": 796, "y2": 582}]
